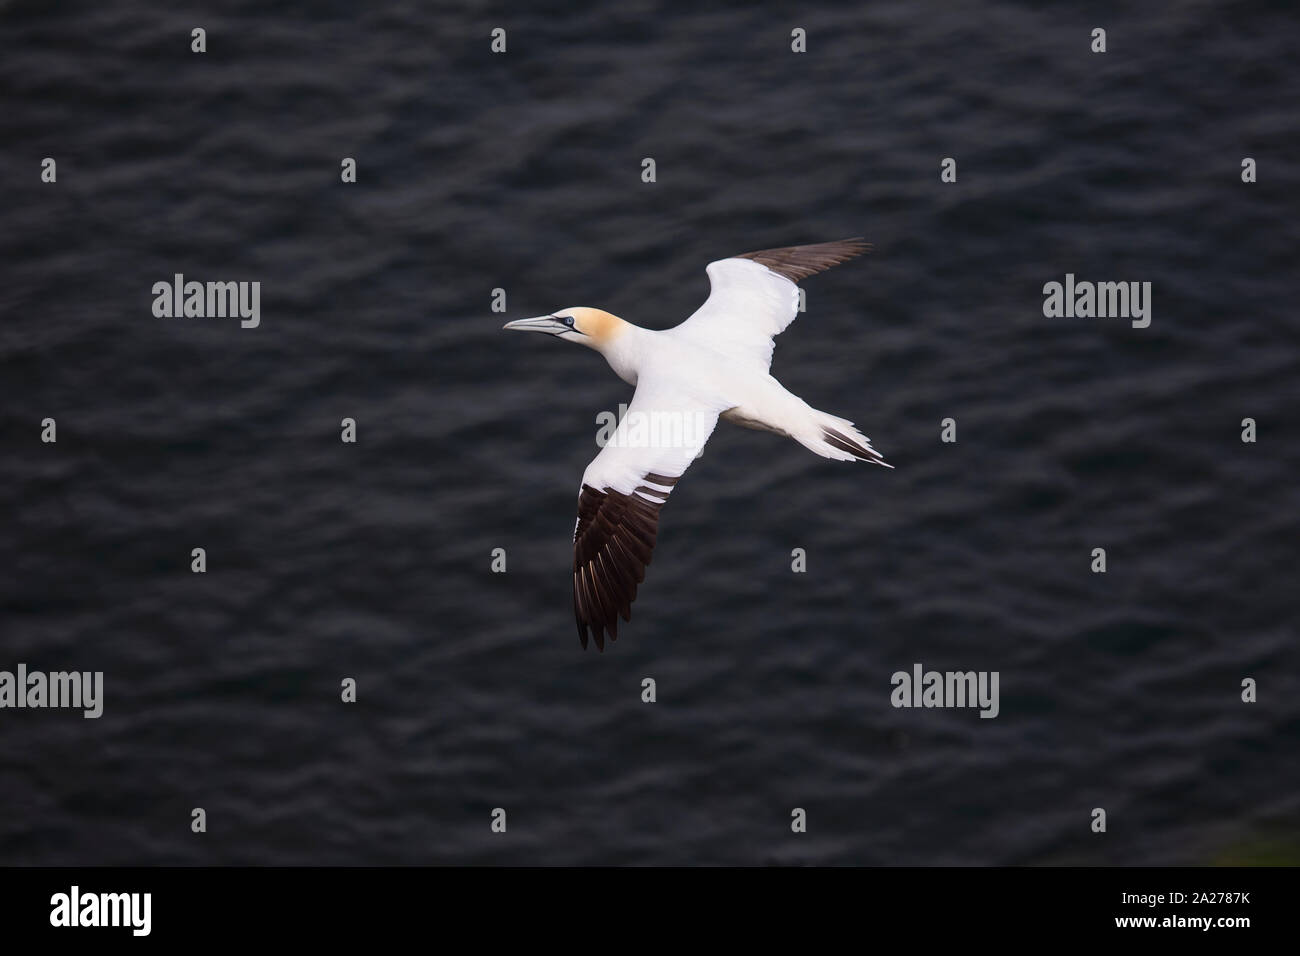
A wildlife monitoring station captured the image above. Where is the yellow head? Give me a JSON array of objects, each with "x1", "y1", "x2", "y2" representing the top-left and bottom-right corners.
[{"x1": 503, "y1": 307, "x2": 627, "y2": 350}]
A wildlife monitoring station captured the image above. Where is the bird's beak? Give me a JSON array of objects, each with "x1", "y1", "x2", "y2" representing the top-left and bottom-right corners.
[{"x1": 503, "y1": 315, "x2": 568, "y2": 335}]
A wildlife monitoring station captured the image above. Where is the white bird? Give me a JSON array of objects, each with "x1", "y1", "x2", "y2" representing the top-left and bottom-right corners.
[{"x1": 505, "y1": 239, "x2": 891, "y2": 650}]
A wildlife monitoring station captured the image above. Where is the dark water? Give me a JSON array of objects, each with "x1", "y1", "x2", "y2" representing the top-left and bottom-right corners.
[{"x1": 1, "y1": 1, "x2": 1297, "y2": 865}]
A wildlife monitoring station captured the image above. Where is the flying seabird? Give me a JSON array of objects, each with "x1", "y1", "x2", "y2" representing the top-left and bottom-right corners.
[{"x1": 505, "y1": 239, "x2": 891, "y2": 650}]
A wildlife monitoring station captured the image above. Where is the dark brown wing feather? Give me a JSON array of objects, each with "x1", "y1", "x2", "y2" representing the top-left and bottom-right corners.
[
  {"x1": 735, "y1": 238, "x2": 872, "y2": 283},
  {"x1": 572, "y1": 474, "x2": 678, "y2": 650}
]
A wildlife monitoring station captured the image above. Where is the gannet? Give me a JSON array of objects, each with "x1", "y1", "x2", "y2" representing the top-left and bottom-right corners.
[{"x1": 505, "y1": 239, "x2": 891, "y2": 650}]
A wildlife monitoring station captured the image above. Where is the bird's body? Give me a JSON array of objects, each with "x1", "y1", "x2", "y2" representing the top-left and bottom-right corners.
[{"x1": 505, "y1": 239, "x2": 890, "y2": 650}]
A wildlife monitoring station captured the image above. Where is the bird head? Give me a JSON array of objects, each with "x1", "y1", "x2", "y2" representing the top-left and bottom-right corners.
[{"x1": 503, "y1": 307, "x2": 625, "y2": 351}]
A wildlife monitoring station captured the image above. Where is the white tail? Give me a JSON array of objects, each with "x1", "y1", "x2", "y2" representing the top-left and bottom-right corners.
[{"x1": 797, "y1": 408, "x2": 893, "y2": 467}]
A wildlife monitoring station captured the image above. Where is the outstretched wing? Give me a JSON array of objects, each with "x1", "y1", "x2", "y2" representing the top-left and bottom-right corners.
[
  {"x1": 670, "y1": 238, "x2": 871, "y2": 370},
  {"x1": 572, "y1": 378, "x2": 722, "y2": 650}
]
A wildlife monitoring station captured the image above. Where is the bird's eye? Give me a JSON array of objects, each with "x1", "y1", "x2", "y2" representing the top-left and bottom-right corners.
[{"x1": 561, "y1": 315, "x2": 575, "y2": 327}]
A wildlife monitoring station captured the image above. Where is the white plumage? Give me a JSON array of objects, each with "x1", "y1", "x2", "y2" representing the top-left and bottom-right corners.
[{"x1": 504, "y1": 239, "x2": 891, "y2": 650}]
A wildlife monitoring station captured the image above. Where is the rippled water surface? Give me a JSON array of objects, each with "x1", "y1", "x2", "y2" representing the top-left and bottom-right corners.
[{"x1": 1, "y1": 1, "x2": 1297, "y2": 864}]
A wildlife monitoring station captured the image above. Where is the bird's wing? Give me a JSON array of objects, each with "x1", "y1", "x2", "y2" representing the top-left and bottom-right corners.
[
  {"x1": 670, "y1": 238, "x2": 871, "y2": 369},
  {"x1": 573, "y1": 376, "x2": 724, "y2": 650}
]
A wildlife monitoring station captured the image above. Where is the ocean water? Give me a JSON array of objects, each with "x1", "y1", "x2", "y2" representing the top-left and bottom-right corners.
[{"x1": 0, "y1": 0, "x2": 1297, "y2": 865}]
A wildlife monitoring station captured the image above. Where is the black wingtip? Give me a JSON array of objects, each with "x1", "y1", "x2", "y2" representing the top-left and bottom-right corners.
[{"x1": 735, "y1": 238, "x2": 873, "y2": 282}]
